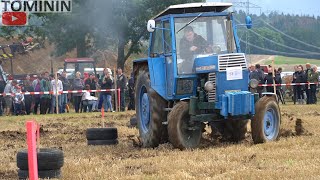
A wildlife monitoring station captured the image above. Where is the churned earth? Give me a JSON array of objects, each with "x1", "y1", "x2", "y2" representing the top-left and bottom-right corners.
[{"x1": 0, "y1": 104, "x2": 319, "y2": 180}]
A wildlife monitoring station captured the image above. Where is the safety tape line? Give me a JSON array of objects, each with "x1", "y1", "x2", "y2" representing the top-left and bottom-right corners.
[
  {"x1": 258, "y1": 82, "x2": 319, "y2": 87},
  {"x1": 0, "y1": 89, "x2": 120, "y2": 96}
]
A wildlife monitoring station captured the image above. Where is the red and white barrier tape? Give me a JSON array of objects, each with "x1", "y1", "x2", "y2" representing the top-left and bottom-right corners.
[
  {"x1": 259, "y1": 82, "x2": 319, "y2": 87},
  {"x1": 0, "y1": 89, "x2": 120, "y2": 96}
]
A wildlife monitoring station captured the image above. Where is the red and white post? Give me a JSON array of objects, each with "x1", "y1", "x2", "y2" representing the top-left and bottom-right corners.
[{"x1": 26, "y1": 121, "x2": 39, "y2": 180}]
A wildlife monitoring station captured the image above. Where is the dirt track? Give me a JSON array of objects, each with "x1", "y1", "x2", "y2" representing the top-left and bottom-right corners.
[{"x1": 0, "y1": 105, "x2": 319, "y2": 179}]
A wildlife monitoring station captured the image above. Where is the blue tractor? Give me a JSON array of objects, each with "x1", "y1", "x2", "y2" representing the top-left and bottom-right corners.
[{"x1": 133, "y1": 3, "x2": 281, "y2": 150}]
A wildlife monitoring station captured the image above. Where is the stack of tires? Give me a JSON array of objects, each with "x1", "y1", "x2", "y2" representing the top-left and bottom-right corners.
[
  {"x1": 86, "y1": 127, "x2": 118, "y2": 145},
  {"x1": 16, "y1": 148, "x2": 64, "y2": 179}
]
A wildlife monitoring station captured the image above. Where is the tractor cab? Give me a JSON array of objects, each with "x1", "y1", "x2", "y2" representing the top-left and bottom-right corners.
[
  {"x1": 144, "y1": 2, "x2": 251, "y2": 100},
  {"x1": 63, "y1": 58, "x2": 97, "y2": 80},
  {"x1": 133, "y1": 2, "x2": 280, "y2": 150}
]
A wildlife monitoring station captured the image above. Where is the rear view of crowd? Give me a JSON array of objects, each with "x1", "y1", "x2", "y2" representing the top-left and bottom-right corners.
[
  {"x1": 249, "y1": 63, "x2": 319, "y2": 104},
  {"x1": 0, "y1": 67, "x2": 135, "y2": 116}
]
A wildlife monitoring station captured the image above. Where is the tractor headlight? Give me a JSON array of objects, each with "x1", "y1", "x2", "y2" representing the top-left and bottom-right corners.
[
  {"x1": 249, "y1": 79, "x2": 259, "y2": 89},
  {"x1": 204, "y1": 81, "x2": 215, "y2": 92}
]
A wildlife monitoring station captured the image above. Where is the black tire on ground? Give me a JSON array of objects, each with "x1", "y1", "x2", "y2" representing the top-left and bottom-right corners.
[
  {"x1": 168, "y1": 102, "x2": 202, "y2": 150},
  {"x1": 18, "y1": 169, "x2": 61, "y2": 179},
  {"x1": 135, "y1": 69, "x2": 168, "y2": 148},
  {"x1": 130, "y1": 116, "x2": 137, "y2": 127},
  {"x1": 251, "y1": 96, "x2": 281, "y2": 144},
  {"x1": 17, "y1": 148, "x2": 64, "y2": 171},
  {"x1": 87, "y1": 139, "x2": 118, "y2": 146},
  {"x1": 86, "y1": 128, "x2": 118, "y2": 140},
  {"x1": 223, "y1": 120, "x2": 249, "y2": 142}
]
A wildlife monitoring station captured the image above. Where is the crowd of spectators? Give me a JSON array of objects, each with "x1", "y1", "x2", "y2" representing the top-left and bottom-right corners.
[
  {"x1": 249, "y1": 63, "x2": 319, "y2": 104},
  {"x1": 0, "y1": 67, "x2": 136, "y2": 116}
]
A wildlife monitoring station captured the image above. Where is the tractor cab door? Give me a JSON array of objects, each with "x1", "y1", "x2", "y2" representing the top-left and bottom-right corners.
[{"x1": 148, "y1": 19, "x2": 173, "y2": 99}]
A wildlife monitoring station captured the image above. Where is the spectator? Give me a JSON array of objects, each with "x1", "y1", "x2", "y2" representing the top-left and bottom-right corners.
[
  {"x1": 23, "y1": 75, "x2": 34, "y2": 115},
  {"x1": 264, "y1": 68, "x2": 281, "y2": 93},
  {"x1": 98, "y1": 68, "x2": 110, "y2": 110},
  {"x1": 4, "y1": 80, "x2": 17, "y2": 116},
  {"x1": 295, "y1": 66, "x2": 306, "y2": 104},
  {"x1": 308, "y1": 65, "x2": 319, "y2": 104},
  {"x1": 305, "y1": 63, "x2": 312, "y2": 104},
  {"x1": 83, "y1": 72, "x2": 89, "y2": 82},
  {"x1": 248, "y1": 64, "x2": 255, "y2": 73},
  {"x1": 101, "y1": 71, "x2": 114, "y2": 112},
  {"x1": 82, "y1": 84, "x2": 98, "y2": 112},
  {"x1": 73, "y1": 71, "x2": 84, "y2": 113},
  {"x1": 249, "y1": 64, "x2": 265, "y2": 96},
  {"x1": 40, "y1": 72, "x2": 51, "y2": 114},
  {"x1": 32, "y1": 74, "x2": 41, "y2": 114},
  {"x1": 128, "y1": 72, "x2": 135, "y2": 110},
  {"x1": 117, "y1": 68, "x2": 127, "y2": 111},
  {"x1": 51, "y1": 73, "x2": 63, "y2": 113},
  {"x1": 14, "y1": 86, "x2": 24, "y2": 116},
  {"x1": 59, "y1": 71, "x2": 71, "y2": 113},
  {"x1": 275, "y1": 68, "x2": 284, "y2": 104},
  {"x1": 292, "y1": 66, "x2": 298, "y2": 104},
  {"x1": 0, "y1": 77, "x2": 6, "y2": 116},
  {"x1": 85, "y1": 73, "x2": 97, "y2": 96}
]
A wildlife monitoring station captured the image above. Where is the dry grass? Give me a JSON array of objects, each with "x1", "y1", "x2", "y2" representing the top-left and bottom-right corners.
[{"x1": 0, "y1": 105, "x2": 320, "y2": 180}]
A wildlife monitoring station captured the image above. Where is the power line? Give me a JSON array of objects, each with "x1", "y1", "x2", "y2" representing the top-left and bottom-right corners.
[
  {"x1": 260, "y1": 19, "x2": 320, "y2": 51},
  {"x1": 239, "y1": 39, "x2": 313, "y2": 57},
  {"x1": 248, "y1": 29, "x2": 320, "y2": 55},
  {"x1": 234, "y1": 18, "x2": 320, "y2": 55}
]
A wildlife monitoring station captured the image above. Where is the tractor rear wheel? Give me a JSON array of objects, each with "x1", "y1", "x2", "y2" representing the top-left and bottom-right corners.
[
  {"x1": 168, "y1": 102, "x2": 202, "y2": 150},
  {"x1": 251, "y1": 96, "x2": 281, "y2": 143},
  {"x1": 135, "y1": 69, "x2": 167, "y2": 148}
]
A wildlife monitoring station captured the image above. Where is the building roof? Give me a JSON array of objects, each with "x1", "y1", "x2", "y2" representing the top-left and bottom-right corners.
[{"x1": 153, "y1": 2, "x2": 232, "y2": 19}]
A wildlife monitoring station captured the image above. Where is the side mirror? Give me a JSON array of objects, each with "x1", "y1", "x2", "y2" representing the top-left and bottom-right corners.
[
  {"x1": 147, "y1": 20, "x2": 155, "y2": 32},
  {"x1": 245, "y1": 16, "x2": 252, "y2": 29}
]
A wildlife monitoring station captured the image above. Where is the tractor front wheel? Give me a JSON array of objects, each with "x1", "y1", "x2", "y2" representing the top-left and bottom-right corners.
[
  {"x1": 251, "y1": 96, "x2": 281, "y2": 143},
  {"x1": 168, "y1": 102, "x2": 202, "y2": 150}
]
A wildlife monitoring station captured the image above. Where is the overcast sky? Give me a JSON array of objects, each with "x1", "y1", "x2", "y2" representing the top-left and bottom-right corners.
[{"x1": 208, "y1": 0, "x2": 319, "y2": 16}]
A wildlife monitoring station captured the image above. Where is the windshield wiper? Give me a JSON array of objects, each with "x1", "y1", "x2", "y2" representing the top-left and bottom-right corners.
[{"x1": 176, "y1": 13, "x2": 203, "y2": 33}]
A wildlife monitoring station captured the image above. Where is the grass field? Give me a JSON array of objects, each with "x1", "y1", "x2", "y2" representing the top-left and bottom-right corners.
[
  {"x1": 264, "y1": 56, "x2": 320, "y2": 66},
  {"x1": 0, "y1": 105, "x2": 320, "y2": 180}
]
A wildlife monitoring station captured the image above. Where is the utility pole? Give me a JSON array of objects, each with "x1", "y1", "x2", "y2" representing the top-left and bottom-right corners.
[{"x1": 232, "y1": 0, "x2": 262, "y2": 62}]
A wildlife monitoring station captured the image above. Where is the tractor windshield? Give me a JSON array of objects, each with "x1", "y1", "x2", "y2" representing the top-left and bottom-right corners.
[{"x1": 175, "y1": 16, "x2": 236, "y2": 74}]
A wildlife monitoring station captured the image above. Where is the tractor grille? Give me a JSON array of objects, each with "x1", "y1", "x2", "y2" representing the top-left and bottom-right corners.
[
  {"x1": 218, "y1": 53, "x2": 247, "y2": 71},
  {"x1": 208, "y1": 73, "x2": 216, "y2": 102}
]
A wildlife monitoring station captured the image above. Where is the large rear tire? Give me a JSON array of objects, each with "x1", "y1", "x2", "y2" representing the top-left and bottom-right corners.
[
  {"x1": 251, "y1": 96, "x2": 281, "y2": 143},
  {"x1": 168, "y1": 102, "x2": 202, "y2": 150},
  {"x1": 135, "y1": 69, "x2": 167, "y2": 148}
]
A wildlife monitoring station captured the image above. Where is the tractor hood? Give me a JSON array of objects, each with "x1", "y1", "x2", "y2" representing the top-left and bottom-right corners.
[{"x1": 194, "y1": 54, "x2": 219, "y2": 74}]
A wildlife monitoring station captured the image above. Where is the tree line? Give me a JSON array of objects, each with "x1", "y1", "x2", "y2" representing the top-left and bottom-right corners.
[
  {"x1": 1, "y1": 2, "x2": 320, "y2": 70},
  {"x1": 235, "y1": 10, "x2": 320, "y2": 59}
]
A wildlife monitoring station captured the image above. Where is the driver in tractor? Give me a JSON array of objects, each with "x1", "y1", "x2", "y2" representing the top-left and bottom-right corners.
[{"x1": 179, "y1": 26, "x2": 212, "y2": 60}]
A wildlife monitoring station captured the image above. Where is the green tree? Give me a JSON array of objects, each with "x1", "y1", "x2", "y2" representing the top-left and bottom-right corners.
[{"x1": 41, "y1": 0, "x2": 203, "y2": 69}]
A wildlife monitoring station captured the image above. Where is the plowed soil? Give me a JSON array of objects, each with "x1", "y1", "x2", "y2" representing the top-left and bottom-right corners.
[{"x1": 0, "y1": 105, "x2": 319, "y2": 179}]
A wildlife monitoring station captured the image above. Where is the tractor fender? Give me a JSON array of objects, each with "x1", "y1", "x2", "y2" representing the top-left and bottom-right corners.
[
  {"x1": 261, "y1": 92, "x2": 278, "y2": 101},
  {"x1": 180, "y1": 98, "x2": 190, "y2": 102}
]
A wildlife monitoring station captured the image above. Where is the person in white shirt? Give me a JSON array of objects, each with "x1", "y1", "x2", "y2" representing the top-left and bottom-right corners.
[
  {"x1": 82, "y1": 84, "x2": 98, "y2": 112},
  {"x1": 4, "y1": 80, "x2": 18, "y2": 116},
  {"x1": 50, "y1": 74, "x2": 63, "y2": 113},
  {"x1": 14, "y1": 86, "x2": 24, "y2": 115}
]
